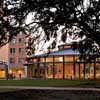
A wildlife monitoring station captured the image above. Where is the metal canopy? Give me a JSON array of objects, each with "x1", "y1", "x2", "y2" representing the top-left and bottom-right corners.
[{"x1": 28, "y1": 48, "x2": 79, "y2": 58}]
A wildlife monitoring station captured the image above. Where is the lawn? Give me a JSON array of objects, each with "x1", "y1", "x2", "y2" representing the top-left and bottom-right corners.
[
  {"x1": 0, "y1": 79, "x2": 100, "y2": 99},
  {"x1": 0, "y1": 89, "x2": 17, "y2": 93},
  {"x1": 0, "y1": 79, "x2": 100, "y2": 87},
  {"x1": 0, "y1": 89, "x2": 100, "y2": 100}
]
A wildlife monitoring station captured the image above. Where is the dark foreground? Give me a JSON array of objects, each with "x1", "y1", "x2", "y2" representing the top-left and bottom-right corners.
[{"x1": 0, "y1": 89, "x2": 100, "y2": 100}]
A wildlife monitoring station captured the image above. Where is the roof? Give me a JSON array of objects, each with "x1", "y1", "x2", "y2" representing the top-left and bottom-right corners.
[
  {"x1": 28, "y1": 48, "x2": 80, "y2": 58},
  {"x1": 49, "y1": 48, "x2": 79, "y2": 56},
  {"x1": 58, "y1": 43, "x2": 72, "y2": 47}
]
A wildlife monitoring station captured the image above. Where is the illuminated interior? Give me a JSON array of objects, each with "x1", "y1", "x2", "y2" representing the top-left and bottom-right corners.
[
  {"x1": 27, "y1": 55, "x2": 100, "y2": 80},
  {"x1": 0, "y1": 69, "x2": 5, "y2": 78},
  {"x1": 8, "y1": 68, "x2": 25, "y2": 78}
]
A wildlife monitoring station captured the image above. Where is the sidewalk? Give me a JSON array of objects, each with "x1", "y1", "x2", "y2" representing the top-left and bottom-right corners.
[{"x1": 0, "y1": 86, "x2": 100, "y2": 92}]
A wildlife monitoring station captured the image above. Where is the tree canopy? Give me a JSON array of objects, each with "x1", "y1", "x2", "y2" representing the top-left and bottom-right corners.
[{"x1": 0, "y1": 0, "x2": 100, "y2": 60}]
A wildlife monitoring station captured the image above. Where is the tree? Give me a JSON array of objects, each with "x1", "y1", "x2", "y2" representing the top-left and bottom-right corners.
[{"x1": 1, "y1": 0, "x2": 100, "y2": 59}]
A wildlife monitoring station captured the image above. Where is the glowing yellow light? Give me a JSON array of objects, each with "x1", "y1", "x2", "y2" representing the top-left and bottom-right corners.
[
  {"x1": 9, "y1": 70, "x2": 12, "y2": 74},
  {"x1": 18, "y1": 70, "x2": 21, "y2": 74},
  {"x1": 59, "y1": 57, "x2": 63, "y2": 62}
]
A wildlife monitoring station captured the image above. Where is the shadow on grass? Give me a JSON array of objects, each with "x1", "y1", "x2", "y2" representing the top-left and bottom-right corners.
[{"x1": 0, "y1": 89, "x2": 100, "y2": 100}]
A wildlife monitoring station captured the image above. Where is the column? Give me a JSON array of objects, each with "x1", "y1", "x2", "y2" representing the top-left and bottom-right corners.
[
  {"x1": 84, "y1": 62, "x2": 86, "y2": 79},
  {"x1": 63, "y1": 55, "x2": 65, "y2": 79},
  {"x1": 24, "y1": 65, "x2": 28, "y2": 78},
  {"x1": 94, "y1": 59, "x2": 96, "y2": 80},
  {"x1": 37, "y1": 58, "x2": 40, "y2": 78},
  {"x1": 44, "y1": 56, "x2": 47, "y2": 79},
  {"x1": 4, "y1": 64, "x2": 8, "y2": 80},
  {"x1": 73, "y1": 56, "x2": 76, "y2": 79},
  {"x1": 53, "y1": 56, "x2": 55, "y2": 79},
  {"x1": 79, "y1": 63, "x2": 80, "y2": 79}
]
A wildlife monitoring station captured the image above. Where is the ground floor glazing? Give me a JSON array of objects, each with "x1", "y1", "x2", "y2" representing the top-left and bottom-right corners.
[
  {"x1": 26, "y1": 55, "x2": 100, "y2": 80},
  {"x1": 0, "y1": 66, "x2": 25, "y2": 79}
]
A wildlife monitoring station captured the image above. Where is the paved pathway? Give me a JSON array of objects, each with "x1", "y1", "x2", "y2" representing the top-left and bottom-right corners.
[{"x1": 0, "y1": 86, "x2": 100, "y2": 92}]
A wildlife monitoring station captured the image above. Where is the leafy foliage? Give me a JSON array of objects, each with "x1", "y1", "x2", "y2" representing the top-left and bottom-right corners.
[{"x1": 0, "y1": 0, "x2": 100, "y2": 59}]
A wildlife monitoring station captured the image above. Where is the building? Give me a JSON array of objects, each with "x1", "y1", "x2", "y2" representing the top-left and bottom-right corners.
[
  {"x1": 0, "y1": 32, "x2": 27, "y2": 78},
  {"x1": 25, "y1": 44, "x2": 100, "y2": 80},
  {"x1": 0, "y1": 43, "x2": 9, "y2": 78}
]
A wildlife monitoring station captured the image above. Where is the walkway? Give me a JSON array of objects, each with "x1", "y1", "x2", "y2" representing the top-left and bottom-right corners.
[{"x1": 0, "y1": 86, "x2": 100, "y2": 92}]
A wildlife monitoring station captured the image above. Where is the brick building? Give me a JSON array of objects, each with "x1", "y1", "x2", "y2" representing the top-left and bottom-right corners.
[
  {"x1": 0, "y1": 44, "x2": 9, "y2": 78},
  {"x1": 0, "y1": 32, "x2": 27, "y2": 78}
]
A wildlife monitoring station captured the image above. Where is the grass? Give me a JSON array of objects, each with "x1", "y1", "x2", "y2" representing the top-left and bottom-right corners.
[
  {"x1": 0, "y1": 89, "x2": 100, "y2": 100},
  {"x1": 0, "y1": 89, "x2": 17, "y2": 93},
  {"x1": 0, "y1": 79, "x2": 100, "y2": 87},
  {"x1": 0, "y1": 79, "x2": 100, "y2": 99}
]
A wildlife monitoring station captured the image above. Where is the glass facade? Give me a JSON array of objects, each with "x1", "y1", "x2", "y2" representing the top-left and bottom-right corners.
[
  {"x1": 8, "y1": 68, "x2": 25, "y2": 78},
  {"x1": 96, "y1": 63, "x2": 100, "y2": 79},
  {"x1": 27, "y1": 55, "x2": 100, "y2": 80},
  {"x1": 0, "y1": 69, "x2": 5, "y2": 78}
]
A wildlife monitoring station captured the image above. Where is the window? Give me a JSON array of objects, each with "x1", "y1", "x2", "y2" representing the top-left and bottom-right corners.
[
  {"x1": 65, "y1": 56, "x2": 73, "y2": 62},
  {"x1": 18, "y1": 58, "x2": 23, "y2": 63},
  {"x1": 10, "y1": 48, "x2": 15, "y2": 54},
  {"x1": 19, "y1": 48, "x2": 23, "y2": 54},
  {"x1": 10, "y1": 58, "x2": 15, "y2": 63},
  {"x1": 19, "y1": 38, "x2": 23, "y2": 43},
  {"x1": 96, "y1": 58, "x2": 100, "y2": 62}
]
